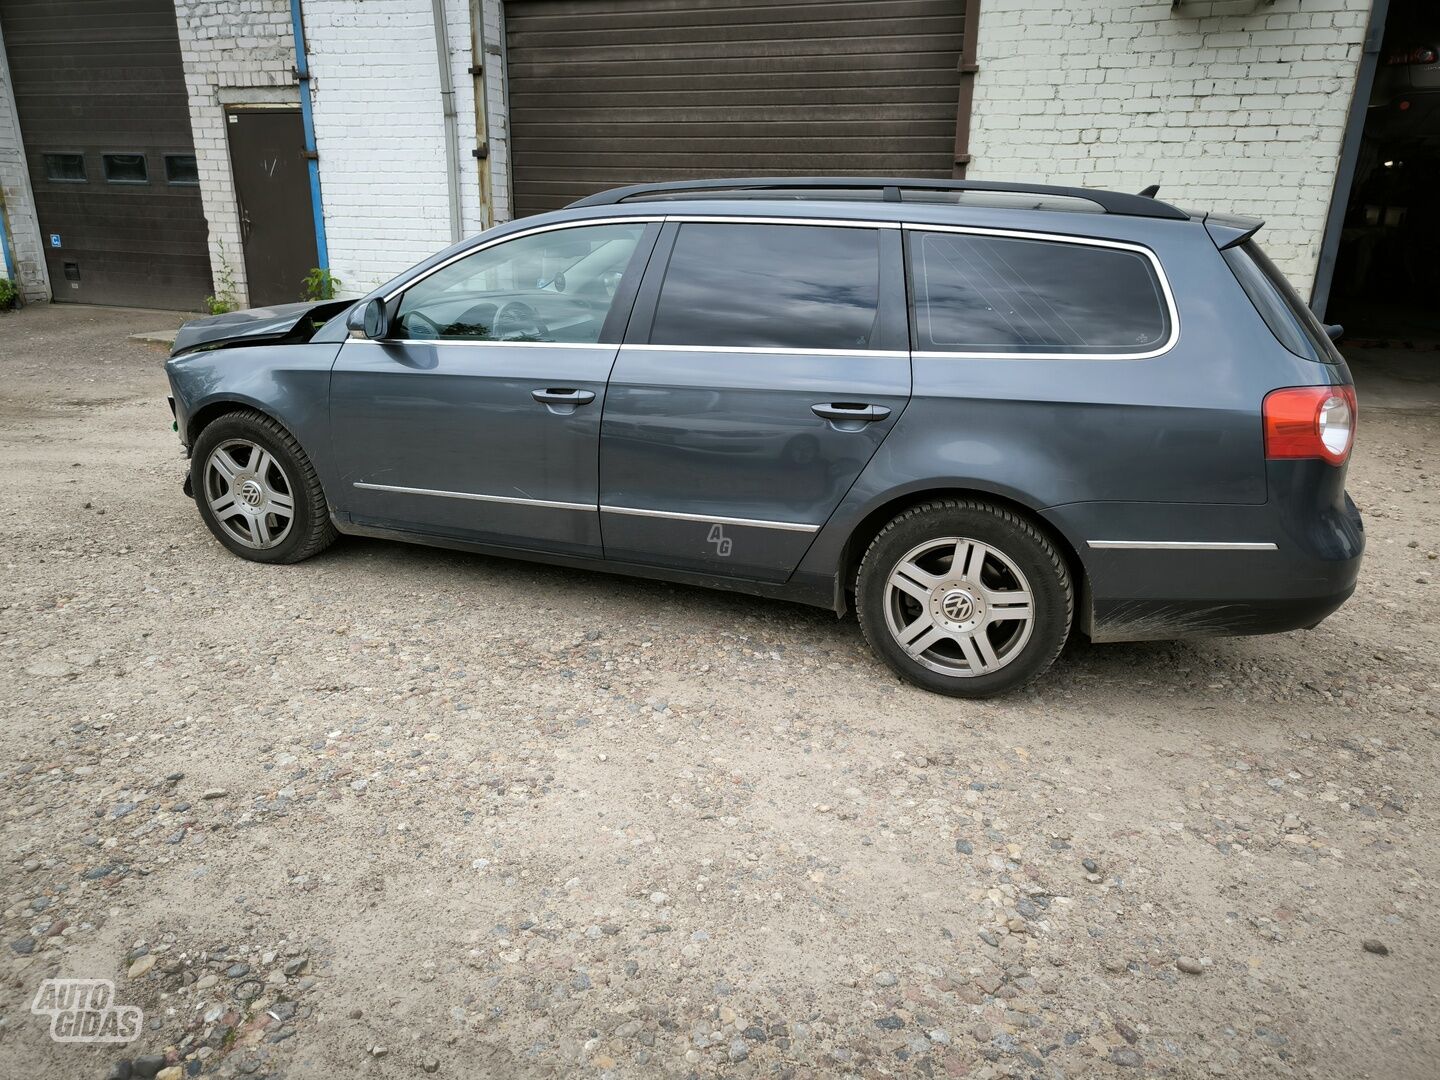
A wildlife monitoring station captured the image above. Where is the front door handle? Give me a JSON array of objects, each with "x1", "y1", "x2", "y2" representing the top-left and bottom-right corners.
[
  {"x1": 812, "y1": 402, "x2": 891, "y2": 423},
  {"x1": 532, "y1": 388, "x2": 596, "y2": 415}
]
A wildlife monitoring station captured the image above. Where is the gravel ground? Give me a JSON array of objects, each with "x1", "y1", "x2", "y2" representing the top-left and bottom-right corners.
[{"x1": 1, "y1": 303, "x2": 1437, "y2": 1080}]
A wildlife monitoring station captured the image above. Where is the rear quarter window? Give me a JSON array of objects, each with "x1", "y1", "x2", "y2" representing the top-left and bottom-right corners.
[
  {"x1": 1221, "y1": 241, "x2": 1343, "y2": 364},
  {"x1": 908, "y1": 230, "x2": 1172, "y2": 356}
]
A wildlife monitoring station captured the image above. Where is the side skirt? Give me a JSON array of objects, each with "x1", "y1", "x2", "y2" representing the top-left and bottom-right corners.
[{"x1": 333, "y1": 516, "x2": 838, "y2": 611}]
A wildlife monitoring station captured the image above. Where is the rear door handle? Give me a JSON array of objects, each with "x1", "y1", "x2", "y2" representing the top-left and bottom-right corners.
[
  {"x1": 812, "y1": 402, "x2": 891, "y2": 423},
  {"x1": 532, "y1": 388, "x2": 596, "y2": 414}
]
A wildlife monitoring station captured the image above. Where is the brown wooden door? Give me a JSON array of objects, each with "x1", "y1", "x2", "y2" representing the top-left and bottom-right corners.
[
  {"x1": 226, "y1": 109, "x2": 318, "y2": 308},
  {"x1": 503, "y1": 0, "x2": 967, "y2": 216},
  {"x1": 0, "y1": 0, "x2": 212, "y2": 308}
]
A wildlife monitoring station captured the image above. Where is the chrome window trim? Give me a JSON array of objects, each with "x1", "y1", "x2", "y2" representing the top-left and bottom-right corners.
[
  {"x1": 375, "y1": 212, "x2": 1178, "y2": 361},
  {"x1": 380, "y1": 217, "x2": 666, "y2": 302},
  {"x1": 662, "y1": 214, "x2": 899, "y2": 230},
  {"x1": 379, "y1": 339, "x2": 614, "y2": 350},
  {"x1": 353, "y1": 481, "x2": 592, "y2": 512},
  {"x1": 601, "y1": 505, "x2": 819, "y2": 533},
  {"x1": 904, "y1": 223, "x2": 1181, "y2": 362},
  {"x1": 379, "y1": 214, "x2": 891, "y2": 303},
  {"x1": 1087, "y1": 540, "x2": 1277, "y2": 551},
  {"x1": 622, "y1": 344, "x2": 908, "y2": 358}
]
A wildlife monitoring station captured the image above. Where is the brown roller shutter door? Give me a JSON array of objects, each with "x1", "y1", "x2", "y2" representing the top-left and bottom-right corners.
[
  {"x1": 504, "y1": 0, "x2": 968, "y2": 216},
  {"x1": 0, "y1": 0, "x2": 212, "y2": 308}
]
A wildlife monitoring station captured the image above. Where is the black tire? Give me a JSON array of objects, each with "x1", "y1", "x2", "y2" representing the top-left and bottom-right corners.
[
  {"x1": 189, "y1": 409, "x2": 336, "y2": 564},
  {"x1": 856, "y1": 499, "x2": 1072, "y2": 698}
]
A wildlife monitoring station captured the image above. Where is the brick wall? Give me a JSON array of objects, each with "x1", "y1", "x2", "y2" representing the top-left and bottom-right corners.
[
  {"x1": 305, "y1": 0, "x2": 500, "y2": 296},
  {"x1": 965, "y1": 0, "x2": 1373, "y2": 295},
  {"x1": 171, "y1": 1, "x2": 512, "y2": 304},
  {"x1": 0, "y1": 19, "x2": 48, "y2": 302},
  {"x1": 174, "y1": 0, "x2": 297, "y2": 308}
]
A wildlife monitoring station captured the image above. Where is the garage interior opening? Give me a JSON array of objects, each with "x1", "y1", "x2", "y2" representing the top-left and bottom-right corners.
[{"x1": 1327, "y1": 0, "x2": 1439, "y2": 353}]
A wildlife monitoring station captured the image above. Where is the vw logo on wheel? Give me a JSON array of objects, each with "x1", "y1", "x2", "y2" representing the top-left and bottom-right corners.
[
  {"x1": 238, "y1": 479, "x2": 264, "y2": 507},
  {"x1": 941, "y1": 589, "x2": 975, "y2": 622}
]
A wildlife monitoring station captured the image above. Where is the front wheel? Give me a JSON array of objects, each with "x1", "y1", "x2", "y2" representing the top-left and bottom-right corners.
[
  {"x1": 856, "y1": 499, "x2": 1073, "y2": 698},
  {"x1": 190, "y1": 409, "x2": 336, "y2": 564}
]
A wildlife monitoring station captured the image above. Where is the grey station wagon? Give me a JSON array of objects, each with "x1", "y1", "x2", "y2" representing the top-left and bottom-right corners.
[{"x1": 164, "y1": 178, "x2": 1364, "y2": 697}]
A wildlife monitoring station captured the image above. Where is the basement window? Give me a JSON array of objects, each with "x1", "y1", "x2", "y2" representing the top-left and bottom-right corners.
[
  {"x1": 43, "y1": 153, "x2": 87, "y2": 183},
  {"x1": 164, "y1": 154, "x2": 199, "y2": 185},
  {"x1": 103, "y1": 154, "x2": 149, "y2": 184}
]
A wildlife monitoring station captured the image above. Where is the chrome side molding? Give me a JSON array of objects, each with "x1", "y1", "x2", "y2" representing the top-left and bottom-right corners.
[{"x1": 1087, "y1": 540, "x2": 1278, "y2": 551}]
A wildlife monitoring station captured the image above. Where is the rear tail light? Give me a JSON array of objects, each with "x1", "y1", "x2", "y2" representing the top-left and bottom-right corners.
[
  {"x1": 1264, "y1": 385, "x2": 1357, "y2": 466},
  {"x1": 1385, "y1": 45, "x2": 1438, "y2": 65}
]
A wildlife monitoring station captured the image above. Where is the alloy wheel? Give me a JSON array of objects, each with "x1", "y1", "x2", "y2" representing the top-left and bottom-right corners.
[
  {"x1": 882, "y1": 536, "x2": 1035, "y2": 677},
  {"x1": 202, "y1": 439, "x2": 296, "y2": 550}
]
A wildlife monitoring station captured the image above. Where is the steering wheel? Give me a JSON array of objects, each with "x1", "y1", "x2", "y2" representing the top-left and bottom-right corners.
[
  {"x1": 402, "y1": 310, "x2": 443, "y2": 340},
  {"x1": 494, "y1": 300, "x2": 549, "y2": 341}
]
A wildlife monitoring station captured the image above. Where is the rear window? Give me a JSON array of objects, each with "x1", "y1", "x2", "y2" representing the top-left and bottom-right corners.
[
  {"x1": 908, "y1": 231, "x2": 1170, "y2": 355},
  {"x1": 649, "y1": 223, "x2": 882, "y2": 351},
  {"x1": 1222, "y1": 241, "x2": 1342, "y2": 364}
]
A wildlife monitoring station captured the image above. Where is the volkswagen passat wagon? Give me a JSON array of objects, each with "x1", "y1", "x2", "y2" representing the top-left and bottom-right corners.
[{"x1": 165, "y1": 178, "x2": 1363, "y2": 697}]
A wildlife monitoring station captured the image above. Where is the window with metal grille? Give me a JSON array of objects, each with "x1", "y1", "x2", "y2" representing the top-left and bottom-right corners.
[
  {"x1": 164, "y1": 154, "x2": 199, "y2": 185},
  {"x1": 102, "y1": 154, "x2": 149, "y2": 184},
  {"x1": 43, "y1": 153, "x2": 86, "y2": 183}
]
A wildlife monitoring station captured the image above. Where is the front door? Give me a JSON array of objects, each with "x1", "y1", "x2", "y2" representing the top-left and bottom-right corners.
[
  {"x1": 599, "y1": 220, "x2": 911, "y2": 582},
  {"x1": 226, "y1": 109, "x2": 317, "y2": 307},
  {"x1": 330, "y1": 220, "x2": 658, "y2": 558}
]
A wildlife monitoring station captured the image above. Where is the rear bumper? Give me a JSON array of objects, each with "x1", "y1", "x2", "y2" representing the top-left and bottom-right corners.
[{"x1": 1044, "y1": 483, "x2": 1364, "y2": 643}]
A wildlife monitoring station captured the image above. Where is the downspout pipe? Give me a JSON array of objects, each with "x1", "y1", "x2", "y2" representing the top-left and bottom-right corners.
[
  {"x1": 431, "y1": 0, "x2": 463, "y2": 244},
  {"x1": 467, "y1": 0, "x2": 493, "y2": 229},
  {"x1": 289, "y1": 0, "x2": 329, "y2": 269},
  {"x1": 0, "y1": 200, "x2": 17, "y2": 291}
]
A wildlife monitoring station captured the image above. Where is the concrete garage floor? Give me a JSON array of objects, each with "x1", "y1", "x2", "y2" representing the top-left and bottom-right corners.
[{"x1": 0, "y1": 303, "x2": 1436, "y2": 1080}]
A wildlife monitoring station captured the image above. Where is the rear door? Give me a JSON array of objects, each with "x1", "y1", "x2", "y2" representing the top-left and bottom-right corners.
[{"x1": 598, "y1": 219, "x2": 911, "y2": 581}]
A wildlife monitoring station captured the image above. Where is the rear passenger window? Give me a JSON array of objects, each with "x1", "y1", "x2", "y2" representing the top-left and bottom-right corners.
[
  {"x1": 909, "y1": 231, "x2": 1171, "y2": 355},
  {"x1": 650, "y1": 223, "x2": 882, "y2": 351}
]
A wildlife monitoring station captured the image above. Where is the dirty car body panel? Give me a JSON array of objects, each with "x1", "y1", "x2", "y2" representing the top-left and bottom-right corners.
[{"x1": 165, "y1": 177, "x2": 1364, "y2": 680}]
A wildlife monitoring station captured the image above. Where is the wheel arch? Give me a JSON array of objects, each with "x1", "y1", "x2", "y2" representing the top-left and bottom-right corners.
[
  {"x1": 835, "y1": 485, "x2": 1090, "y2": 630},
  {"x1": 186, "y1": 397, "x2": 337, "y2": 518},
  {"x1": 186, "y1": 396, "x2": 295, "y2": 448}
]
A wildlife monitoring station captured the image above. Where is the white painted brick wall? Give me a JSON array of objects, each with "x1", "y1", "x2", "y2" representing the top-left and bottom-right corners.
[
  {"x1": 173, "y1": 0, "x2": 510, "y2": 304},
  {"x1": 306, "y1": 0, "x2": 497, "y2": 296},
  {"x1": 174, "y1": 0, "x2": 297, "y2": 307},
  {"x1": 966, "y1": 0, "x2": 1372, "y2": 295},
  {"x1": 0, "y1": 19, "x2": 49, "y2": 302}
]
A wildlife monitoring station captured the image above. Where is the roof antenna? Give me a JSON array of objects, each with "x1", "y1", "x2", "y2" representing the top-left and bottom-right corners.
[{"x1": 1138, "y1": 184, "x2": 1161, "y2": 198}]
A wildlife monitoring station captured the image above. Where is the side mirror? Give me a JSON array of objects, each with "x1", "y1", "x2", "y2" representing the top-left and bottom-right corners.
[
  {"x1": 347, "y1": 298, "x2": 390, "y2": 339},
  {"x1": 1325, "y1": 323, "x2": 1344, "y2": 342}
]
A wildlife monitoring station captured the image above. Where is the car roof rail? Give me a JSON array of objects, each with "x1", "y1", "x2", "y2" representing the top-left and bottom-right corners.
[{"x1": 568, "y1": 177, "x2": 1191, "y2": 221}]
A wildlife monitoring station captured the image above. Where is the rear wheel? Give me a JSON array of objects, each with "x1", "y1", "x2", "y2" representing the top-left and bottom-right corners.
[
  {"x1": 190, "y1": 410, "x2": 336, "y2": 564},
  {"x1": 857, "y1": 499, "x2": 1072, "y2": 697}
]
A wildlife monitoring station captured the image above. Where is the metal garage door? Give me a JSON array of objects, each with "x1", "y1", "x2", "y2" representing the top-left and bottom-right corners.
[
  {"x1": 0, "y1": 0, "x2": 211, "y2": 308},
  {"x1": 504, "y1": 0, "x2": 967, "y2": 216}
]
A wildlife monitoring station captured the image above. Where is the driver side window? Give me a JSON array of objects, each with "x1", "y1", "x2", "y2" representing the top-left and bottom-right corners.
[{"x1": 395, "y1": 222, "x2": 645, "y2": 343}]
